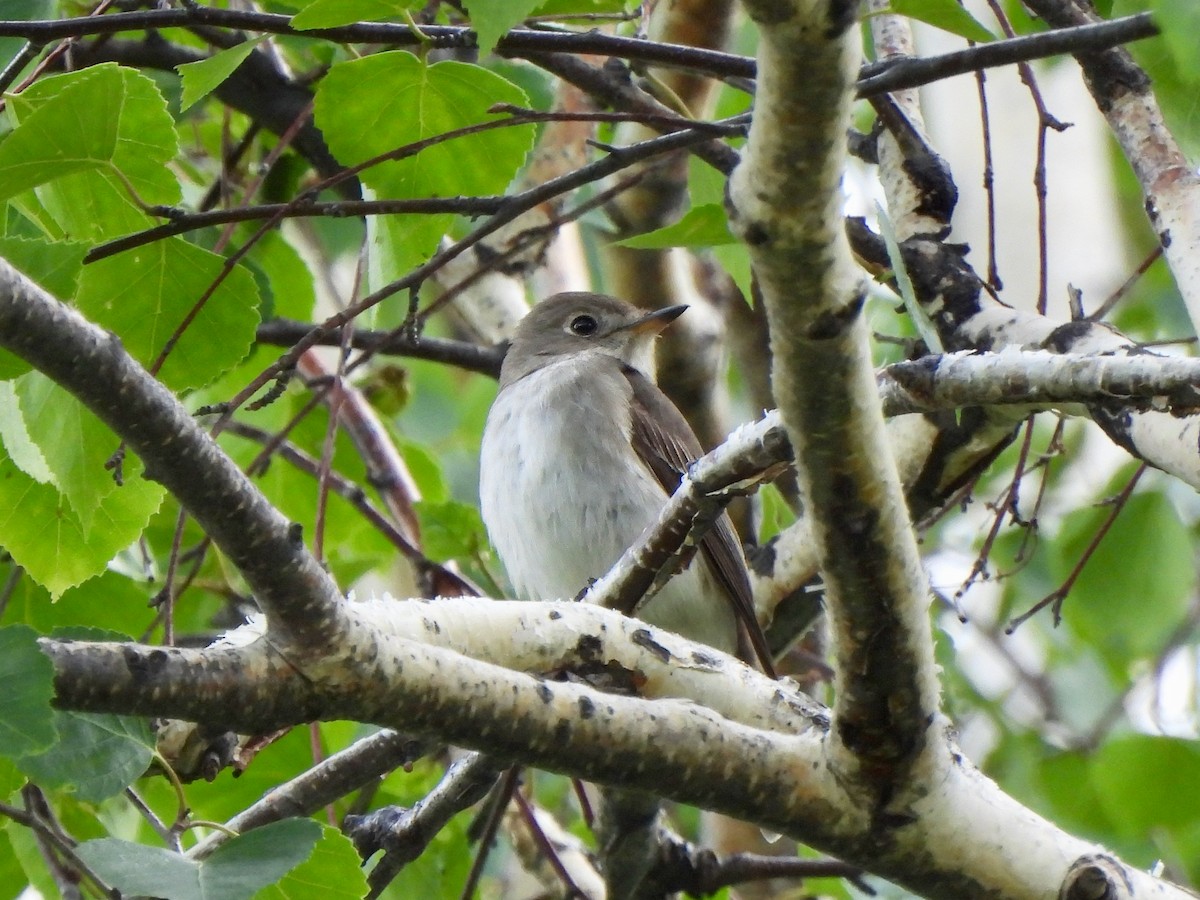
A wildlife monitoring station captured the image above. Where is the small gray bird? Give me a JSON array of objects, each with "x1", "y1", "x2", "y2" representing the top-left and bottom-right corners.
[{"x1": 479, "y1": 292, "x2": 773, "y2": 672}]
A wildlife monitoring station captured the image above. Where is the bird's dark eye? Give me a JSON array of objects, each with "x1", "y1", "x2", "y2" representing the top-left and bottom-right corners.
[{"x1": 569, "y1": 314, "x2": 598, "y2": 336}]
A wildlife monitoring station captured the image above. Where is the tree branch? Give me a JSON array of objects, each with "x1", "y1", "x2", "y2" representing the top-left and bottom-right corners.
[
  {"x1": 728, "y1": 0, "x2": 941, "y2": 789},
  {"x1": 0, "y1": 259, "x2": 345, "y2": 653}
]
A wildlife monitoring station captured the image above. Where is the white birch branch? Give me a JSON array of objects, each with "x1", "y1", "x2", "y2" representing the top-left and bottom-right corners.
[{"x1": 726, "y1": 0, "x2": 942, "y2": 785}]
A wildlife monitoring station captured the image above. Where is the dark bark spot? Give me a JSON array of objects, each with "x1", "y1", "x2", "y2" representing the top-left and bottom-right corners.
[
  {"x1": 1043, "y1": 320, "x2": 1095, "y2": 353},
  {"x1": 554, "y1": 717, "x2": 572, "y2": 744},
  {"x1": 805, "y1": 289, "x2": 865, "y2": 340},
  {"x1": 689, "y1": 649, "x2": 721, "y2": 667},
  {"x1": 743, "y1": 221, "x2": 770, "y2": 246},
  {"x1": 578, "y1": 696, "x2": 595, "y2": 719},
  {"x1": 746, "y1": 0, "x2": 796, "y2": 25},
  {"x1": 537, "y1": 682, "x2": 553, "y2": 704},
  {"x1": 287, "y1": 522, "x2": 304, "y2": 546},
  {"x1": 903, "y1": 153, "x2": 957, "y2": 230},
  {"x1": 747, "y1": 538, "x2": 777, "y2": 578},
  {"x1": 124, "y1": 646, "x2": 169, "y2": 681},
  {"x1": 632, "y1": 629, "x2": 671, "y2": 662},
  {"x1": 825, "y1": 0, "x2": 859, "y2": 37},
  {"x1": 575, "y1": 634, "x2": 603, "y2": 662},
  {"x1": 1090, "y1": 405, "x2": 1137, "y2": 455}
]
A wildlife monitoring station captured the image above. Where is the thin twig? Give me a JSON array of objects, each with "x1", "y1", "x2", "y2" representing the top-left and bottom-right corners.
[{"x1": 1007, "y1": 463, "x2": 1147, "y2": 632}]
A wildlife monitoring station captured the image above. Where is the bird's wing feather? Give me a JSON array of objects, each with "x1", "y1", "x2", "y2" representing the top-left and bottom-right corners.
[{"x1": 622, "y1": 365, "x2": 775, "y2": 675}]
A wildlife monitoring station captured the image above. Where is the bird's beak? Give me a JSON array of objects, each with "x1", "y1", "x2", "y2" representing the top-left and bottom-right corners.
[{"x1": 619, "y1": 305, "x2": 688, "y2": 336}]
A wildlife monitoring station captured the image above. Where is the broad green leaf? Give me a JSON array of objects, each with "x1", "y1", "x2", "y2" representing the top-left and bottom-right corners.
[
  {"x1": 0, "y1": 235, "x2": 86, "y2": 302},
  {"x1": 0, "y1": 69, "x2": 118, "y2": 198},
  {"x1": 15, "y1": 64, "x2": 177, "y2": 241},
  {"x1": 0, "y1": 833, "x2": 20, "y2": 900},
  {"x1": 17, "y1": 711, "x2": 153, "y2": 803},
  {"x1": 1055, "y1": 487, "x2": 1195, "y2": 670},
  {"x1": 78, "y1": 819, "x2": 321, "y2": 900},
  {"x1": 0, "y1": 237, "x2": 85, "y2": 378},
  {"x1": 13, "y1": 374, "x2": 125, "y2": 526},
  {"x1": 292, "y1": 0, "x2": 416, "y2": 29},
  {"x1": 249, "y1": 231, "x2": 317, "y2": 322},
  {"x1": 0, "y1": 625, "x2": 56, "y2": 759},
  {"x1": 466, "y1": 0, "x2": 541, "y2": 54},
  {"x1": 886, "y1": 0, "x2": 996, "y2": 42},
  {"x1": 5, "y1": 814, "x2": 58, "y2": 897},
  {"x1": 178, "y1": 37, "x2": 268, "y2": 112},
  {"x1": 615, "y1": 204, "x2": 737, "y2": 249},
  {"x1": 0, "y1": 455, "x2": 163, "y2": 598},
  {"x1": 75, "y1": 238, "x2": 261, "y2": 392},
  {"x1": 77, "y1": 841, "x2": 202, "y2": 900},
  {"x1": 414, "y1": 499, "x2": 488, "y2": 562},
  {"x1": 314, "y1": 52, "x2": 533, "y2": 285},
  {"x1": 1091, "y1": 735, "x2": 1200, "y2": 840},
  {"x1": 252, "y1": 826, "x2": 366, "y2": 900},
  {"x1": 686, "y1": 161, "x2": 753, "y2": 300},
  {"x1": 1033, "y1": 749, "x2": 1113, "y2": 841},
  {"x1": 0, "y1": 65, "x2": 179, "y2": 230},
  {"x1": 3, "y1": 569, "x2": 155, "y2": 639},
  {"x1": 397, "y1": 437, "x2": 449, "y2": 503},
  {"x1": 0, "y1": 381, "x2": 53, "y2": 483},
  {"x1": 1149, "y1": 0, "x2": 1200, "y2": 82},
  {"x1": 0, "y1": 757, "x2": 23, "y2": 797}
]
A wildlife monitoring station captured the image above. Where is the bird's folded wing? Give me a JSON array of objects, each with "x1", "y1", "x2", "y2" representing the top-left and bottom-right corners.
[{"x1": 622, "y1": 365, "x2": 776, "y2": 676}]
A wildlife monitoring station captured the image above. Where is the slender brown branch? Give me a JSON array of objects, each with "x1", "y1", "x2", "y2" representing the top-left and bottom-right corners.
[
  {"x1": 856, "y1": 12, "x2": 1158, "y2": 96},
  {"x1": 0, "y1": 7, "x2": 1157, "y2": 101},
  {"x1": 218, "y1": 124, "x2": 725, "y2": 422}
]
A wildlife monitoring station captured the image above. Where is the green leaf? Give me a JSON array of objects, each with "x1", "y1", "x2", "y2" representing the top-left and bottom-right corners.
[
  {"x1": 1091, "y1": 735, "x2": 1200, "y2": 841},
  {"x1": 1149, "y1": 0, "x2": 1200, "y2": 82},
  {"x1": 13, "y1": 374, "x2": 126, "y2": 527},
  {"x1": 77, "y1": 819, "x2": 322, "y2": 900},
  {"x1": 1033, "y1": 749, "x2": 1114, "y2": 841},
  {"x1": 0, "y1": 237, "x2": 85, "y2": 379},
  {"x1": 414, "y1": 499, "x2": 488, "y2": 562},
  {"x1": 0, "y1": 68, "x2": 119, "y2": 198},
  {"x1": 0, "y1": 625, "x2": 57, "y2": 760},
  {"x1": 75, "y1": 238, "x2": 261, "y2": 392},
  {"x1": 0, "y1": 826, "x2": 28, "y2": 900},
  {"x1": 615, "y1": 204, "x2": 737, "y2": 249},
  {"x1": 3, "y1": 569, "x2": 154, "y2": 638},
  {"x1": 292, "y1": 0, "x2": 417, "y2": 29},
  {"x1": 1055, "y1": 487, "x2": 1195, "y2": 670},
  {"x1": 250, "y1": 231, "x2": 317, "y2": 322},
  {"x1": 0, "y1": 65, "x2": 179, "y2": 236},
  {"x1": 466, "y1": 0, "x2": 541, "y2": 54},
  {"x1": 0, "y1": 454, "x2": 163, "y2": 598},
  {"x1": 178, "y1": 38, "x2": 268, "y2": 112},
  {"x1": 314, "y1": 52, "x2": 533, "y2": 286},
  {"x1": 17, "y1": 711, "x2": 153, "y2": 803},
  {"x1": 886, "y1": 0, "x2": 997, "y2": 42},
  {"x1": 0, "y1": 381, "x2": 53, "y2": 484},
  {"x1": 252, "y1": 826, "x2": 367, "y2": 900},
  {"x1": 397, "y1": 438, "x2": 449, "y2": 504},
  {"x1": 0, "y1": 235, "x2": 86, "y2": 303}
]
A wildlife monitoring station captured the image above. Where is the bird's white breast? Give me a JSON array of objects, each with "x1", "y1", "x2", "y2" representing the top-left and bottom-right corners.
[
  {"x1": 481, "y1": 356, "x2": 663, "y2": 600},
  {"x1": 479, "y1": 355, "x2": 735, "y2": 651}
]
